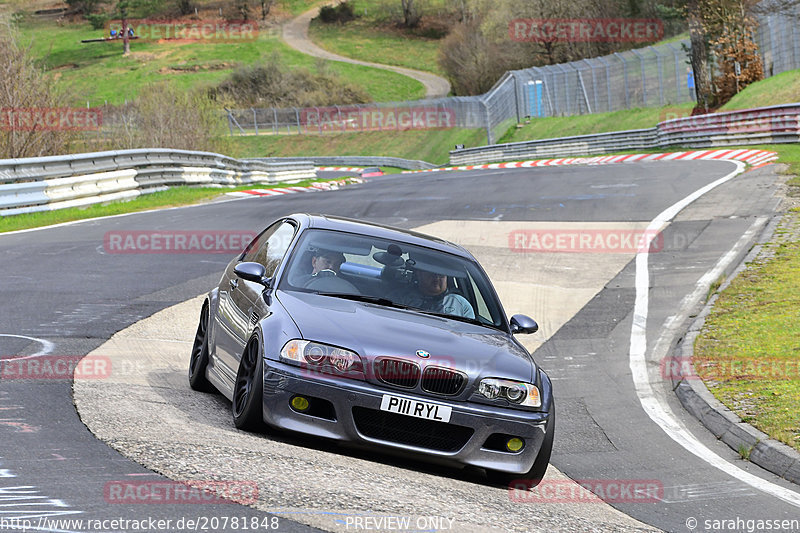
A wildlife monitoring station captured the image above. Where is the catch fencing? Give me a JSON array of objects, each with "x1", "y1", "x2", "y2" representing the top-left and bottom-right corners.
[{"x1": 229, "y1": 7, "x2": 800, "y2": 145}]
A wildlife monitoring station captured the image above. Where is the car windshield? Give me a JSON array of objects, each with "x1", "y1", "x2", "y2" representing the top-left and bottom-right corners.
[{"x1": 279, "y1": 229, "x2": 506, "y2": 329}]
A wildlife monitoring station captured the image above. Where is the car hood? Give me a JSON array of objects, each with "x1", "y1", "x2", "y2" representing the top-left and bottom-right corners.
[{"x1": 276, "y1": 290, "x2": 536, "y2": 384}]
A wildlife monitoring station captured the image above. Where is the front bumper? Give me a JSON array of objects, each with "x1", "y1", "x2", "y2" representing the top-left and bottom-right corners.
[{"x1": 261, "y1": 358, "x2": 551, "y2": 475}]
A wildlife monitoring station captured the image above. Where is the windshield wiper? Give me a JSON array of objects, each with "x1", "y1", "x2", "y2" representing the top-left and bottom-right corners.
[
  {"x1": 413, "y1": 309, "x2": 485, "y2": 327},
  {"x1": 314, "y1": 292, "x2": 413, "y2": 310}
]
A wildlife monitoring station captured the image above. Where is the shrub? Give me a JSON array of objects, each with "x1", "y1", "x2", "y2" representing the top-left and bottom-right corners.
[
  {"x1": 86, "y1": 13, "x2": 109, "y2": 30},
  {"x1": 104, "y1": 83, "x2": 226, "y2": 153},
  {"x1": 318, "y1": 1, "x2": 355, "y2": 24},
  {"x1": 211, "y1": 54, "x2": 370, "y2": 107}
]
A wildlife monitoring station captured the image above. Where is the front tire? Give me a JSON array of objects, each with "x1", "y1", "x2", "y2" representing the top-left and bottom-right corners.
[
  {"x1": 232, "y1": 337, "x2": 266, "y2": 431},
  {"x1": 188, "y1": 303, "x2": 213, "y2": 392}
]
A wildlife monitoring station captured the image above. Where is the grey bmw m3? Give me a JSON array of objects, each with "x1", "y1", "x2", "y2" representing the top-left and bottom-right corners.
[{"x1": 189, "y1": 213, "x2": 554, "y2": 484}]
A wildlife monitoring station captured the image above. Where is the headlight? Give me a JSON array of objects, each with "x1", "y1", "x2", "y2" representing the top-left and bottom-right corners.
[
  {"x1": 280, "y1": 340, "x2": 364, "y2": 378},
  {"x1": 477, "y1": 378, "x2": 541, "y2": 408}
]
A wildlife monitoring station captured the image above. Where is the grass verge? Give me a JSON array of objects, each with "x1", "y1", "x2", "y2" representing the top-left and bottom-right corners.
[
  {"x1": 226, "y1": 128, "x2": 487, "y2": 165},
  {"x1": 0, "y1": 177, "x2": 355, "y2": 233},
  {"x1": 693, "y1": 207, "x2": 800, "y2": 452}
]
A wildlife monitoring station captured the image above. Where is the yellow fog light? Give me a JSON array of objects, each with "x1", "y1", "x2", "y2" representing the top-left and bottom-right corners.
[
  {"x1": 291, "y1": 396, "x2": 310, "y2": 412},
  {"x1": 506, "y1": 438, "x2": 524, "y2": 452}
]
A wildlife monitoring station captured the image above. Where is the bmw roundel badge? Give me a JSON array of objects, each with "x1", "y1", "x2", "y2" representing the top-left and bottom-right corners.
[{"x1": 416, "y1": 350, "x2": 430, "y2": 359}]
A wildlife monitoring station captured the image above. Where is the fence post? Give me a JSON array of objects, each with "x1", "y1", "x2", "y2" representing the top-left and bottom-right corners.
[
  {"x1": 272, "y1": 108, "x2": 277, "y2": 135},
  {"x1": 294, "y1": 107, "x2": 301, "y2": 134},
  {"x1": 583, "y1": 59, "x2": 598, "y2": 114},
  {"x1": 595, "y1": 56, "x2": 612, "y2": 112},
  {"x1": 483, "y1": 99, "x2": 493, "y2": 144},
  {"x1": 667, "y1": 43, "x2": 682, "y2": 103},
  {"x1": 511, "y1": 71, "x2": 521, "y2": 123},
  {"x1": 651, "y1": 46, "x2": 664, "y2": 106},
  {"x1": 631, "y1": 49, "x2": 647, "y2": 106},
  {"x1": 614, "y1": 53, "x2": 630, "y2": 109},
  {"x1": 225, "y1": 108, "x2": 233, "y2": 136},
  {"x1": 252, "y1": 108, "x2": 258, "y2": 136}
]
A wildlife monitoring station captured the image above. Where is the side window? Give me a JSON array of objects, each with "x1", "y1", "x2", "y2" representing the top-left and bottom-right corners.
[
  {"x1": 468, "y1": 276, "x2": 492, "y2": 324},
  {"x1": 248, "y1": 222, "x2": 296, "y2": 277},
  {"x1": 242, "y1": 221, "x2": 281, "y2": 262}
]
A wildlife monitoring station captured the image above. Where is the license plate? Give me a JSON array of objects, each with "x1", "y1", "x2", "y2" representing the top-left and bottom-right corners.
[{"x1": 379, "y1": 394, "x2": 452, "y2": 423}]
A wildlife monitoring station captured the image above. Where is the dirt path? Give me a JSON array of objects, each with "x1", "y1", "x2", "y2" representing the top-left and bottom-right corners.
[{"x1": 282, "y1": 5, "x2": 451, "y2": 99}]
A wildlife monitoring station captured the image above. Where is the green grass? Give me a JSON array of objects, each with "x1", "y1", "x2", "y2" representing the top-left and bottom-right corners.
[
  {"x1": 720, "y1": 69, "x2": 800, "y2": 111},
  {"x1": 226, "y1": 128, "x2": 487, "y2": 165},
  {"x1": 499, "y1": 104, "x2": 695, "y2": 144},
  {"x1": 0, "y1": 177, "x2": 354, "y2": 233},
  {"x1": 17, "y1": 19, "x2": 424, "y2": 106},
  {"x1": 308, "y1": 9, "x2": 444, "y2": 76},
  {"x1": 694, "y1": 219, "x2": 800, "y2": 452}
]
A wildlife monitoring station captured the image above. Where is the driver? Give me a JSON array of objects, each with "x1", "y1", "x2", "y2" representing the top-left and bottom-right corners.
[
  {"x1": 301, "y1": 247, "x2": 359, "y2": 293},
  {"x1": 397, "y1": 265, "x2": 475, "y2": 319},
  {"x1": 310, "y1": 249, "x2": 345, "y2": 276}
]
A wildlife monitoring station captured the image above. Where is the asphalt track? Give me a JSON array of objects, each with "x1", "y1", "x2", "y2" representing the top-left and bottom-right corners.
[{"x1": 1, "y1": 160, "x2": 798, "y2": 532}]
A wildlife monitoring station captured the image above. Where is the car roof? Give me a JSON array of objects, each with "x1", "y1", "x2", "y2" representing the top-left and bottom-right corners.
[{"x1": 294, "y1": 214, "x2": 473, "y2": 258}]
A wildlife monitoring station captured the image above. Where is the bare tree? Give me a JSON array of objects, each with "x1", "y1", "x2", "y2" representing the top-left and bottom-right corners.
[
  {"x1": 401, "y1": 0, "x2": 420, "y2": 27},
  {"x1": 687, "y1": 0, "x2": 713, "y2": 110},
  {"x1": 0, "y1": 21, "x2": 75, "y2": 158},
  {"x1": 261, "y1": 0, "x2": 275, "y2": 20}
]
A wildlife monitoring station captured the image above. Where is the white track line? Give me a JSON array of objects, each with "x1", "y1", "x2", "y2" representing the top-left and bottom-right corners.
[{"x1": 629, "y1": 160, "x2": 800, "y2": 507}]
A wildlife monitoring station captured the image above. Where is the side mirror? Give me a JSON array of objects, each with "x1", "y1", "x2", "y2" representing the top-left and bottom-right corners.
[
  {"x1": 234, "y1": 262, "x2": 270, "y2": 287},
  {"x1": 510, "y1": 314, "x2": 538, "y2": 334}
]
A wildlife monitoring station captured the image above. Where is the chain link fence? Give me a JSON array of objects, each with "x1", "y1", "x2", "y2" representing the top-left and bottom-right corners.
[{"x1": 227, "y1": 8, "x2": 800, "y2": 145}]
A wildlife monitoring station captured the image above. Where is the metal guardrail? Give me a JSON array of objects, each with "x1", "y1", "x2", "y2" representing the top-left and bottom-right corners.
[
  {"x1": 449, "y1": 103, "x2": 800, "y2": 165},
  {"x1": 0, "y1": 149, "x2": 315, "y2": 216},
  {"x1": 250, "y1": 156, "x2": 437, "y2": 171}
]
